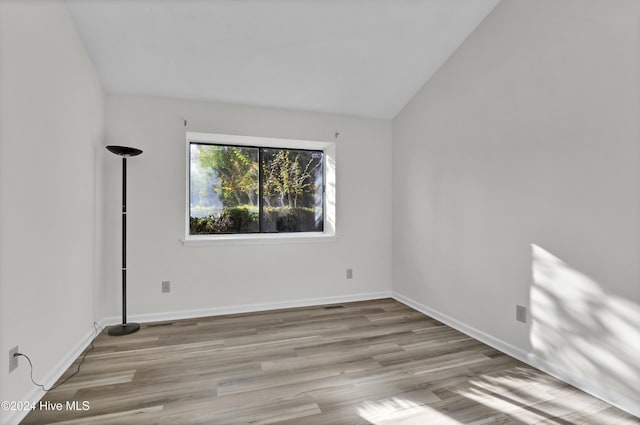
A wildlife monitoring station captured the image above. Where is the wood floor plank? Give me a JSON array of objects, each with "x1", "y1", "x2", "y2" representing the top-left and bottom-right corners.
[
  {"x1": 46, "y1": 406, "x2": 164, "y2": 425},
  {"x1": 19, "y1": 299, "x2": 639, "y2": 424}
]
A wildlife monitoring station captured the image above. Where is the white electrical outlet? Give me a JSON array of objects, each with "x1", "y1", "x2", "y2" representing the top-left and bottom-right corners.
[
  {"x1": 346, "y1": 268, "x2": 353, "y2": 279},
  {"x1": 9, "y1": 346, "x2": 19, "y2": 373}
]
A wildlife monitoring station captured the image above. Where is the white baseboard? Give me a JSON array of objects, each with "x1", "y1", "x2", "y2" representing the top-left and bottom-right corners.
[
  {"x1": 392, "y1": 291, "x2": 529, "y2": 361},
  {"x1": 528, "y1": 354, "x2": 640, "y2": 419},
  {"x1": 4, "y1": 324, "x2": 101, "y2": 425},
  {"x1": 102, "y1": 291, "x2": 393, "y2": 326},
  {"x1": 391, "y1": 291, "x2": 640, "y2": 419}
]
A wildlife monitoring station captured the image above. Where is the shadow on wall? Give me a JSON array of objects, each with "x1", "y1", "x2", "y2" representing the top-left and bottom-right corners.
[{"x1": 530, "y1": 244, "x2": 640, "y2": 406}]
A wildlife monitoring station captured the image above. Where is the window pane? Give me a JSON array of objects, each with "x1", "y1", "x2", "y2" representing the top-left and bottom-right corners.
[
  {"x1": 189, "y1": 144, "x2": 259, "y2": 234},
  {"x1": 261, "y1": 148, "x2": 324, "y2": 233}
]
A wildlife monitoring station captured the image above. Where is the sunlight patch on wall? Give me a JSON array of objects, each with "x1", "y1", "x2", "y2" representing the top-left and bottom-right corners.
[{"x1": 530, "y1": 244, "x2": 640, "y2": 403}]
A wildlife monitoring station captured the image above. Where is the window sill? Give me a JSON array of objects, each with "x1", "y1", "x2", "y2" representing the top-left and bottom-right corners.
[{"x1": 181, "y1": 233, "x2": 337, "y2": 246}]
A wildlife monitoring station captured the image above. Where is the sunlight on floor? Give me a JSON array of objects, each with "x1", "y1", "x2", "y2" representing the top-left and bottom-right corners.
[
  {"x1": 455, "y1": 367, "x2": 639, "y2": 424},
  {"x1": 357, "y1": 397, "x2": 462, "y2": 425},
  {"x1": 459, "y1": 370, "x2": 578, "y2": 423}
]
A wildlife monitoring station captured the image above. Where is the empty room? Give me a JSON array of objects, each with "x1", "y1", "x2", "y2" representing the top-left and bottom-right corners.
[{"x1": 1, "y1": 0, "x2": 639, "y2": 424}]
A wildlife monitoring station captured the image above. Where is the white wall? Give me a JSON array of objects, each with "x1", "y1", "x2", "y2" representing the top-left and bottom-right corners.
[
  {"x1": 0, "y1": 1, "x2": 104, "y2": 422},
  {"x1": 393, "y1": 0, "x2": 640, "y2": 414},
  {"x1": 103, "y1": 94, "x2": 392, "y2": 319}
]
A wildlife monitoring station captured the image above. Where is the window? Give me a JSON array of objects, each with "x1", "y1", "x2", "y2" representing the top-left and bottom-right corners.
[{"x1": 185, "y1": 132, "x2": 335, "y2": 243}]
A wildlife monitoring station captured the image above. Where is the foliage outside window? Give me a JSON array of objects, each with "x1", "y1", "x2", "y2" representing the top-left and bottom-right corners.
[{"x1": 189, "y1": 142, "x2": 324, "y2": 235}]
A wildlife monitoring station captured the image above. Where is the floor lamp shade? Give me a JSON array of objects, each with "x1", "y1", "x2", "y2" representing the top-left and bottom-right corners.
[{"x1": 106, "y1": 145, "x2": 143, "y2": 336}]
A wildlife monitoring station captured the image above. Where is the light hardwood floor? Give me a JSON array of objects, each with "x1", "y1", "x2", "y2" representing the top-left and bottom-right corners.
[{"x1": 20, "y1": 299, "x2": 639, "y2": 424}]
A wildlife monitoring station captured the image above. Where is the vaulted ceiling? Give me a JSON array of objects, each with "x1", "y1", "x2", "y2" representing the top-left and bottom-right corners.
[{"x1": 66, "y1": 0, "x2": 499, "y2": 119}]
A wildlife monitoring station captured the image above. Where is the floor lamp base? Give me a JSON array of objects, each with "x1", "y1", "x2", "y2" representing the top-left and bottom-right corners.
[{"x1": 108, "y1": 323, "x2": 140, "y2": 336}]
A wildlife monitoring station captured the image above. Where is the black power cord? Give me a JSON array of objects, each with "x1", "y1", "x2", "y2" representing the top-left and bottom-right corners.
[{"x1": 13, "y1": 322, "x2": 103, "y2": 392}]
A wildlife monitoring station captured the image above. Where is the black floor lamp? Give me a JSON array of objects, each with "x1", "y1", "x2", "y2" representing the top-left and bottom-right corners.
[{"x1": 106, "y1": 145, "x2": 143, "y2": 336}]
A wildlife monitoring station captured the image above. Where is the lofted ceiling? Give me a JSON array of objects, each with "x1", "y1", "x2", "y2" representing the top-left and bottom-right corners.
[{"x1": 66, "y1": 0, "x2": 499, "y2": 119}]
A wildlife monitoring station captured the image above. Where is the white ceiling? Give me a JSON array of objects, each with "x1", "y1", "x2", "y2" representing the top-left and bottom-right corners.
[{"x1": 66, "y1": 0, "x2": 499, "y2": 119}]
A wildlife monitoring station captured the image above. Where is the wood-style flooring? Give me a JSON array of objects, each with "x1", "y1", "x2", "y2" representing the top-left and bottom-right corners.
[{"x1": 20, "y1": 299, "x2": 639, "y2": 424}]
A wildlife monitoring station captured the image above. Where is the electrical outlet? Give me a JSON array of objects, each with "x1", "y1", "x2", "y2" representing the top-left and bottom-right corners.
[
  {"x1": 516, "y1": 305, "x2": 527, "y2": 323},
  {"x1": 346, "y1": 268, "x2": 353, "y2": 279},
  {"x1": 9, "y1": 346, "x2": 19, "y2": 373},
  {"x1": 162, "y1": 280, "x2": 171, "y2": 293}
]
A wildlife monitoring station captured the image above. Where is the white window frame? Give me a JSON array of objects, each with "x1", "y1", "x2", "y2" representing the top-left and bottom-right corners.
[{"x1": 182, "y1": 131, "x2": 336, "y2": 246}]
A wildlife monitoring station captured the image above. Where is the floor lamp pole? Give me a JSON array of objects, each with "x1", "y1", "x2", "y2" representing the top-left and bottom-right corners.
[
  {"x1": 106, "y1": 145, "x2": 143, "y2": 336},
  {"x1": 121, "y1": 156, "x2": 128, "y2": 328}
]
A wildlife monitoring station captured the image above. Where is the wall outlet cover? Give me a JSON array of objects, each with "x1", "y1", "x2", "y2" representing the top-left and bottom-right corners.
[
  {"x1": 516, "y1": 305, "x2": 527, "y2": 323},
  {"x1": 346, "y1": 268, "x2": 353, "y2": 279},
  {"x1": 162, "y1": 280, "x2": 171, "y2": 293}
]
